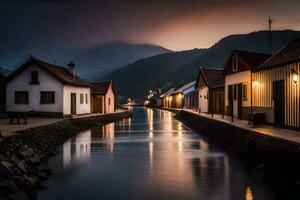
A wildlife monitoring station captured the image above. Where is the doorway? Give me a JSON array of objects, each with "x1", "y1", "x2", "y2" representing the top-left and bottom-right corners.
[
  {"x1": 273, "y1": 80, "x2": 285, "y2": 127},
  {"x1": 71, "y1": 93, "x2": 76, "y2": 115}
]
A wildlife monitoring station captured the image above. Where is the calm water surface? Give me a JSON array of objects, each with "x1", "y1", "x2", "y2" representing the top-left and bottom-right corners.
[{"x1": 38, "y1": 107, "x2": 289, "y2": 200}]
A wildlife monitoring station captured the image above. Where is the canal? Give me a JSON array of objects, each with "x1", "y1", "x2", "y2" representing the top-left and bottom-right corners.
[{"x1": 38, "y1": 107, "x2": 294, "y2": 200}]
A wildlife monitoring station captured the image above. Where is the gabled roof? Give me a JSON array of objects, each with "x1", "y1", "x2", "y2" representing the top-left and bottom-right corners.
[
  {"x1": 159, "y1": 88, "x2": 175, "y2": 98},
  {"x1": 6, "y1": 57, "x2": 90, "y2": 87},
  {"x1": 196, "y1": 67, "x2": 224, "y2": 89},
  {"x1": 258, "y1": 38, "x2": 300, "y2": 70},
  {"x1": 224, "y1": 51, "x2": 271, "y2": 74},
  {"x1": 172, "y1": 81, "x2": 196, "y2": 95},
  {"x1": 90, "y1": 80, "x2": 116, "y2": 95}
]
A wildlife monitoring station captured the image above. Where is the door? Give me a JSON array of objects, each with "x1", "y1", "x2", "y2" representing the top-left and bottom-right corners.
[
  {"x1": 93, "y1": 96, "x2": 103, "y2": 113},
  {"x1": 237, "y1": 83, "x2": 243, "y2": 119},
  {"x1": 71, "y1": 93, "x2": 76, "y2": 115},
  {"x1": 273, "y1": 80, "x2": 285, "y2": 127}
]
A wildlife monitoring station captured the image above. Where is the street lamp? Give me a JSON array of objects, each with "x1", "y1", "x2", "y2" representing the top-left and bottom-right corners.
[{"x1": 292, "y1": 68, "x2": 298, "y2": 84}]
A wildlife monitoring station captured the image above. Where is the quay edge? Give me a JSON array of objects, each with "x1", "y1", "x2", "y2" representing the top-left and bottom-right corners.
[
  {"x1": 173, "y1": 109, "x2": 300, "y2": 176},
  {"x1": 0, "y1": 111, "x2": 132, "y2": 200}
]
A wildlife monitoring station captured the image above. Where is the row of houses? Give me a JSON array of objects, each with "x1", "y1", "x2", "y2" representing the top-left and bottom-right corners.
[
  {"x1": 157, "y1": 38, "x2": 300, "y2": 130},
  {"x1": 1, "y1": 57, "x2": 116, "y2": 117}
]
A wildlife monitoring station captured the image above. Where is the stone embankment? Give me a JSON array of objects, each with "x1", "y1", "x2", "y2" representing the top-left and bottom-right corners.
[
  {"x1": 0, "y1": 111, "x2": 132, "y2": 200},
  {"x1": 174, "y1": 110, "x2": 300, "y2": 177}
]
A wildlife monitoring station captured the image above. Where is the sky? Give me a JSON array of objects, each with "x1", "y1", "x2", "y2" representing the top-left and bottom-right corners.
[{"x1": 1, "y1": 0, "x2": 300, "y2": 68}]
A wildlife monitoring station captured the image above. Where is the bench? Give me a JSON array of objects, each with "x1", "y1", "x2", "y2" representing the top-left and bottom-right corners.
[
  {"x1": 7, "y1": 112, "x2": 28, "y2": 124},
  {"x1": 248, "y1": 112, "x2": 265, "y2": 125}
]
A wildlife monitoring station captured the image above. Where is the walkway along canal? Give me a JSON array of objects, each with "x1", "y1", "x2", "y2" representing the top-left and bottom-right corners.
[{"x1": 38, "y1": 107, "x2": 299, "y2": 200}]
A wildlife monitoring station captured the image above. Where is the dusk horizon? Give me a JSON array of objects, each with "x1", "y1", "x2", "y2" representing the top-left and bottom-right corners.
[{"x1": 1, "y1": 1, "x2": 300, "y2": 200}]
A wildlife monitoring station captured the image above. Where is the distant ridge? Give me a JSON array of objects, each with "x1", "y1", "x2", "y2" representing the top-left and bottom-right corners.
[
  {"x1": 103, "y1": 30, "x2": 300, "y2": 98},
  {"x1": 167, "y1": 30, "x2": 300, "y2": 86},
  {"x1": 72, "y1": 41, "x2": 172, "y2": 78}
]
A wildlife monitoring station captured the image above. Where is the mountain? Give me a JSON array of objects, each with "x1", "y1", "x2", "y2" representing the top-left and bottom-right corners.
[
  {"x1": 0, "y1": 67, "x2": 11, "y2": 76},
  {"x1": 167, "y1": 30, "x2": 300, "y2": 86},
  {"x1": 100, "y1": 49, "x2": 206, "y2": 98},
  {"x1": 72, "y1": 42, "x2": 172, "y2": 78},
  {"x1": 103, "y1": 30, "x2": 300, "y2": 98}
]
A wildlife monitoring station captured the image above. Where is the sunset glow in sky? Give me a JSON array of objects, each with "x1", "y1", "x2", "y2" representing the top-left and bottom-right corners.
[{"x1": 1, "y1": 0, "x2": 300, "y2": 59}]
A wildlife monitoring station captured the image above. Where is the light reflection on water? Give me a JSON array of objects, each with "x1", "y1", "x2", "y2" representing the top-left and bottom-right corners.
[{"x1": 38, "y1": 107, "x2": 280, "y2": 200}]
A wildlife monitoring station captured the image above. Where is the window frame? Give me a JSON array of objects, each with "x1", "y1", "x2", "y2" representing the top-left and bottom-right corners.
[
  {"x1": 242, "y1": 83, "x2": 247, "y2": 101},
  {"x1": 233, "y1": 85, "x2": 237, "y2": 100},
  {"x1": 232, "y1": 56, "x2": 238, "y2": 72},
  {"x1": 40, "y1": 91, "x2": 55, "y2": 104},
  {"x1": 29, "y1": 71, "x2": 39, "y2": 84},
  {"x1": 15, "y1": 91, "x2": 29, "y2": 104},
  {"x1": 80, "y1": 93, "x2": 84, "y2": 104}
]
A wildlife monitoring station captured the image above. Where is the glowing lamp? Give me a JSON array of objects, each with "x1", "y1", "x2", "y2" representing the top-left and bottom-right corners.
[
  {"x1": 253, "y1": 80, "x2": 258, "y2": 88},
  {"x1": 292, "y1": 68, "x2": 298, "y2": 83}
]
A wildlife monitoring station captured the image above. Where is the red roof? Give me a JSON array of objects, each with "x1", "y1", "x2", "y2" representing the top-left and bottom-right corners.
[
  {"x1": 91, "y1": 81, "x2": 116, "y2": 95},
  {"x1": 224, "y1": 51, "x2": 271, "y2": 75},
  {"x1": 6, "y1": 57, "x2": 90, "y2": 87},
  {"x1": 196, "y1": 67, "x2": 224, "y2": 89},
  {"x1": 258, "y1": 38, "x2": 300, "y2": 70}
]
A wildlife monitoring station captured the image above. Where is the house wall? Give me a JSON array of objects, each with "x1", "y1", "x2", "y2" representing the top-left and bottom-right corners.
[
  {"x1": 91, "y1": 95, "x2": 104, "y2": 113},
  {"x1": 171, "y1": 93, "x2": 183, "y2": 108},
  {"x1": 105, "y1": 84, "x2": 115, "y2": 113},
  {"x1": 6, "y1": 65, "x2": 64, "y2": 113},
  {"x1": 252, "y1": 62, "x2": 300, "y2": 127},
  {"x1": 63, "y1": 85, "x2": 91, "y2": 115},
  {"x1": 225, "y1": 71, "x2": 251, "y2": 118},
  {"x1": 198, "y1": 86, "x2": 209, "y2": 113}
]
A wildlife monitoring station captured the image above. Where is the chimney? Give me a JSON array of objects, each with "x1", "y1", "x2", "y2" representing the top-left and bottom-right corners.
[{"x1": 68, "y1": 62, "x2": 76, "y2": 77}]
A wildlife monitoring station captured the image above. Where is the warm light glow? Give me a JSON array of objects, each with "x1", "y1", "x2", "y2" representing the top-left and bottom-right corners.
[
  {"x1": 292, "y1": 71, "x2": 298, "y2": 83},
  {"x1": 253, "y1": 80, "x2": 259, "y2": 88},
  {"x1": 245, "y1": 186, "x2": 254, "y2": 200}
]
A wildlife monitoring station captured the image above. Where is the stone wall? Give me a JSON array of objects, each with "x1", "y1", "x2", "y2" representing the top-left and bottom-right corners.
[
  {"x1": 0, "y1": 111, "x2": 132, "y2": 199},
  {"x1": 174, "y1": 110, "x2": 300, "y2": 175}
]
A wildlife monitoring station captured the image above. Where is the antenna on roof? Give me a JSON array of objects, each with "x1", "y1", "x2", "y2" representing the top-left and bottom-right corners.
[
  {"x1": 54, "y1": 59, "x2": 56, "y2": 65},
  {"x1": 30, "y1": 54, "x2": 33, "y2": 59},
  {"x1": 268, "y1": 16, "x2": 273, "y2": 54}
]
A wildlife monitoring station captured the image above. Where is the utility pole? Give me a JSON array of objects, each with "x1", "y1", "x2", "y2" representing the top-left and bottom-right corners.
[{"x1": 268, "y1": 16, "x2": 273, "y2": 54}]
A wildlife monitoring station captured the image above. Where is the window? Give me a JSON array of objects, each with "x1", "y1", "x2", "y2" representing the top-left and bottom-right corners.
[
  {"x1": 85, "y1": 94, "x2": 88, "y2": 104},
  {"x1": 232, "y1": 56, "x2": 238, "y2": 72},
  {"x1": 80, "y1": 93, "x2": 84, "y2": 104},
  {"x1": 108, "y1": 97, "x2": 111, "y2": 105},
  {"x1": 242, "y1": 83, "x2": 247, "y2": 100},
  {"x1": 15, "y1": 91, "x2": 29, "y2": 104},
  {"x1": 40, "y1": 91, "x2": 55, "y2": 104},
  {"x1": 30, "y1": 71, "x2": 39, "y2": 84},
  {"x1": 233, "y1": 85, "x2": 237, "y2": 100}
]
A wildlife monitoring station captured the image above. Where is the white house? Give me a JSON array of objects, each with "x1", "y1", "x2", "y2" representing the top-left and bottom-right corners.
[
  {"x1": 224, "y1": 51, "x2": 271, "y2": 119},
  {"x1": 6, "y1": 57, "x2": 91, "y2": 116},
  {"x1": 195, "y1": 67, "x2": 225, "y2": 114},
  {"x1": 91, "y1": 81, "x2": 116, "y2": 114}
]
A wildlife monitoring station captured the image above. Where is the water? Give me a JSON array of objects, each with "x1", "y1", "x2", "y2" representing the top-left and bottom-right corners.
[{"x1": 38, "y1": 107, "x2": 293, "y2": 200}]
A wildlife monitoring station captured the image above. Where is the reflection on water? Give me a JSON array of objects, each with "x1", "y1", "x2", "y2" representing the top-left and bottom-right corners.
[
  {"x1": 63, "y1": 130, "x2": 91, "y2": 168},
  {"x1": 38, "y1": 107, "x2": 294, "y2": 200}
]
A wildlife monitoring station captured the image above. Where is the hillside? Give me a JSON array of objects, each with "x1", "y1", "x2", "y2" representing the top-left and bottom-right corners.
[
  {"x1": 0, "y1": 67, "x2": 11, "y2": 76},
  {"x1": 104, "y1": 30, "x2": 300, "y2": 98},
  {"x1": 73, "y1": 42, "x2": 172, "y2": 78},
  {"x1": 101, "y1": 49, "x2": 206, "y2": 98},
  {"x1": 167, "y1": 30, "x2": 300, "y2": 86}
]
